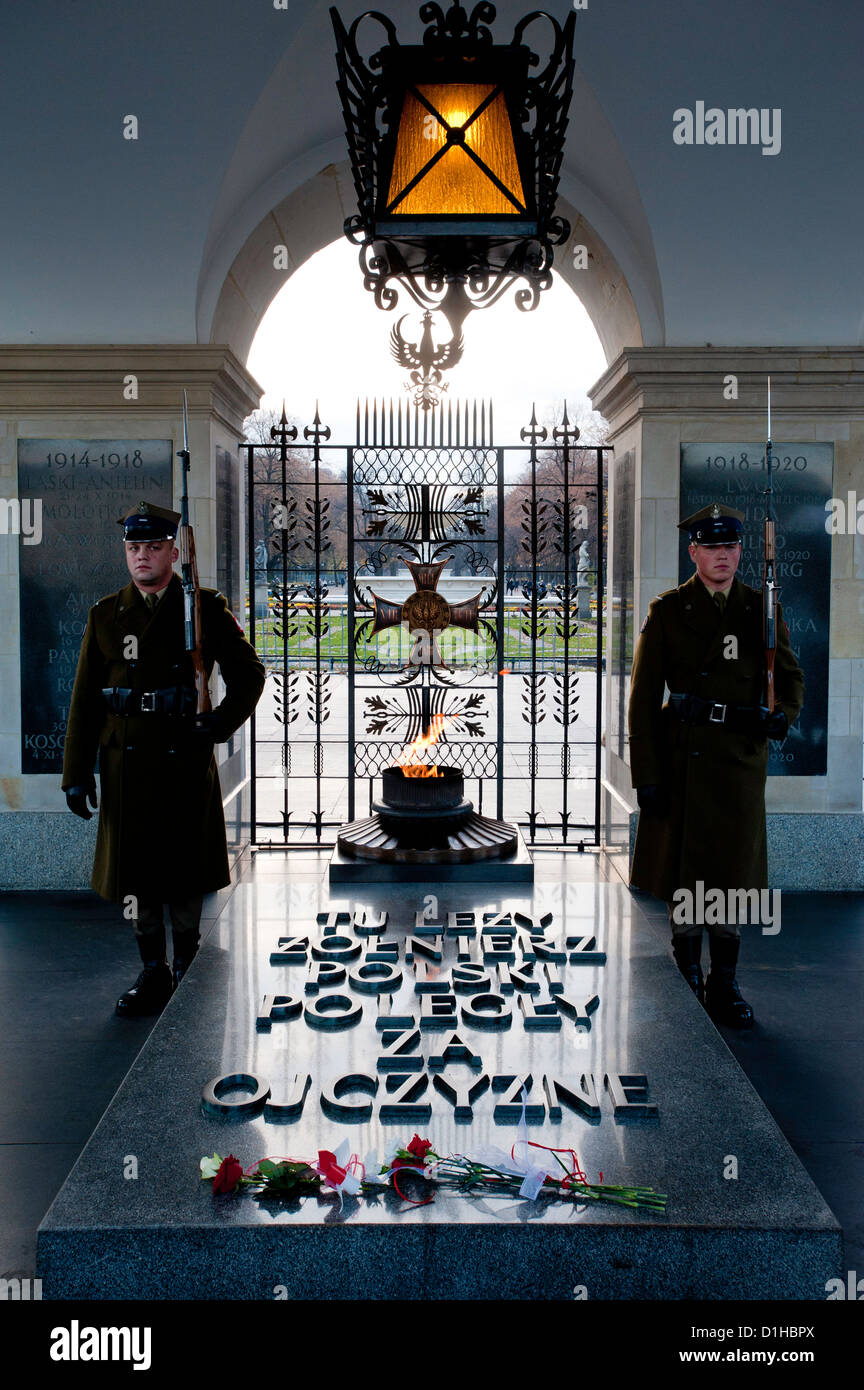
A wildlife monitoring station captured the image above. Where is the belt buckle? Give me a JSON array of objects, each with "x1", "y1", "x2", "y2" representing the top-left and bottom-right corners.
[
  {"x1": 709, "y1": 702, "x2": 726, "y2": 724},
  {"x1": 140, "y1": 691, "x2": 157, "y2": 714}
]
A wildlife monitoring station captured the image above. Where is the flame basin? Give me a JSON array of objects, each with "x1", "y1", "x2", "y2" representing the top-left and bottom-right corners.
[{"x1": 382, "y1": 765, "x2": 464, "y2": 812}]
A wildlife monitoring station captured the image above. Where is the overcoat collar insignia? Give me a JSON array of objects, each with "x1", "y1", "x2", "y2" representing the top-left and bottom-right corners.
[{"x1": 114, "y1": 572, "x2": 182, "y2": 628}]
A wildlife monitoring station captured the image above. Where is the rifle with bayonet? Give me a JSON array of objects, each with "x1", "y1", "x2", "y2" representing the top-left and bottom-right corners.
[
  {"x1": 762, "y1": 378, "x2": 779, "y2": 721},
  {"x1": 177, "y1": 390, "x2": 212, "y2": 717}
]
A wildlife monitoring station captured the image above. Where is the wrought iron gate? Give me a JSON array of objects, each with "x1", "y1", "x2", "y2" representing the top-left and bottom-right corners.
[{"x1": 245, "y1": 401, "x2": 608, "y2": 849}]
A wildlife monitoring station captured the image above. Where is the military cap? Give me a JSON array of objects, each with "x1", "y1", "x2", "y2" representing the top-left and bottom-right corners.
[
  {"x1": 678, "y1": 502, "x2": 745, "y2": 544},
  {"x1": 118, "y1": 501, "x2": 181, "y2": 541}
]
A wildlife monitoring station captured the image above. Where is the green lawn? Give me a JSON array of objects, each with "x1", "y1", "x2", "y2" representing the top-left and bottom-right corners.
[{"x1": 250, "y1": 610, "x2": 598, "y2": 667}]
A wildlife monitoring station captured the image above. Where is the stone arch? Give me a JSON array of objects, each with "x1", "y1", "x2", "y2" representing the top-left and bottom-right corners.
[{"x1": 202, "y1": 161, "x2": 656, "y2": 371}]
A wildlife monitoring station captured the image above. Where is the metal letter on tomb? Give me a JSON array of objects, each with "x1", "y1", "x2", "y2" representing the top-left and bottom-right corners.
[
  {"x1": 320, "y1": 1074, "x2": 379, "y2": 1122},
  {"x1": 202, "y1": 1073, "x2": 271, "y2": 1116}
]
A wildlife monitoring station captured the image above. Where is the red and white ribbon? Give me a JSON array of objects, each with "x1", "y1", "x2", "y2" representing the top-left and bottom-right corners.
[{"x1": 315, "y1": 1138, "x2": 363, "y2": 1209}]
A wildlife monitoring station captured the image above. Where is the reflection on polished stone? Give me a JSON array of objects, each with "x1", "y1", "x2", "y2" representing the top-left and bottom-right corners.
[{"x1": 37, "y1": 856, "x2": 842, "y2": 1300}]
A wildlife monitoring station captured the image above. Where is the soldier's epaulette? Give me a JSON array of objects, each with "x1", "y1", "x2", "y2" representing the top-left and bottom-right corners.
[
  {"x1": 639, "y1": 587, "x2": 676, "y2": 632},
  {"x1": 93, "y1": 592, "x2": 119, "y2": 613}
]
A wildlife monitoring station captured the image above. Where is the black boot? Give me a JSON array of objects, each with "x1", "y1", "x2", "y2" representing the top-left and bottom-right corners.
[
  {"x1": 705, "y1": 935, "x2": 754, "y2": 1028},
  {"x1": 671, "y1": 933, "x2": 704, "y2": 1003},
  {"x1": 115, "y1": 960, "x2": 173, "y2": 1018},
  {"x1": 172, "y1": 955, "x2": 197, "y2": 990},
  {"x1": 171, "y1": 930, "x2": 199, "y2": 990}
]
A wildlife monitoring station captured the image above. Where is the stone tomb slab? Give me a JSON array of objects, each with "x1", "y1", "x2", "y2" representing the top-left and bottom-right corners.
[{"x1": 37, "y1": 878, "x2": 841, "y2": 1300}]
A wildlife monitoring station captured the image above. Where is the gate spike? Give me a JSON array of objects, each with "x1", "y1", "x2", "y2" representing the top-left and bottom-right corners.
[
  {"x1": 389, "y1": 398, "x2": 394, "y2": 446},
  {"x1": 447, "y1": 399, "x2": 452, "y2": 447},
  {"x1": 355, "y1": 399, "x2": 360, "y2": 447},
  {"x1": 472, "y1": 400, "x2": 477, "y2": 447},
  {"x1": 372, "y1": 396, "x2": 377, "y2": 445},
  {"x1": 397, "y1": 397, "x2": 402, "y2": 446},
  {"x1": 364, "y1": 397, "x2": 369, "y2": 446},
  {"x1": 489, "y1": 399, "x2": 494, "y2": 446},
  {"x1": 481, "y1": 399, "x2": 486, "y2": 446}
]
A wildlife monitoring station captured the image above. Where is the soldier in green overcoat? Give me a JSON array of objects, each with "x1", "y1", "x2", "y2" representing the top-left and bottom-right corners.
[
  {"x1": 62, "y1": 502, "x2": 266, "y2": 1017},
  {"x1": 628, "y1": 503, "x2": 804, "y2": 1027}
]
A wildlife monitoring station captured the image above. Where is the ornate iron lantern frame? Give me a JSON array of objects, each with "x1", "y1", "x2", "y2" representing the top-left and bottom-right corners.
[{"x1": 331, "y1": 1, "x2": 576, "y2": 337}]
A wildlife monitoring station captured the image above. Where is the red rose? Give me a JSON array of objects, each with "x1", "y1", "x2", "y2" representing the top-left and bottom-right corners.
[
  {"x1": 406, "y1": 1135, "x2": 432, "y2": 1162},
  {"x1": 212, "y1": 1154, "x2": 244, "y2": 1194}
]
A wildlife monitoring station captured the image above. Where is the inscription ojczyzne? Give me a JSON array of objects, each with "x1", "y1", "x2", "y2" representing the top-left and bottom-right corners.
[{"x1": 202, "y1": 904, "x2": 657, "y2": 1125}]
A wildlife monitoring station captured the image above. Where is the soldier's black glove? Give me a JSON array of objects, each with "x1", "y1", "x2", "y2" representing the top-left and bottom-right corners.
[
  {"x1": 66, "y1": 780, "x2": 98, "y2": 820},
  {"x1": 188, "y1": 712, "x2": 227, "y2": 745},
  {"x1": 759, "y1": 707, "x2": 788, "y2": 740},
  {"x1": 636, "y1": 784, "x2": 670, "y2": 817}
]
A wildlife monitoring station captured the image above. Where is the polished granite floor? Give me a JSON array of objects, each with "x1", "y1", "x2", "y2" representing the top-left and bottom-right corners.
[{"x1": 1, "y1": 850, "x2": 862, "y2": 1284}]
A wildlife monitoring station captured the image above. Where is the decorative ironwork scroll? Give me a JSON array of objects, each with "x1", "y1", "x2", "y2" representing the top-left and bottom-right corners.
[{"x1": 245, "y1": 398, "x2": 607, "y2": 849}]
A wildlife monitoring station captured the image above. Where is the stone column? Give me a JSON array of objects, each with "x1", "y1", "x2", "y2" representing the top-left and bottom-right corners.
[
  {"x1": 592, "y1": 347, "x2": 864, "y2": 890},
  {"x1": 0, "y1": 345, "x2": 261, "y2": 888}
]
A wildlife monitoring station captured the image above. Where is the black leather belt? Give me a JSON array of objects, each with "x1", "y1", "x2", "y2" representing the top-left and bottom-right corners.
[
  {"x1": 102, "y1": 686, "x2": 197, "y2": 716},
  {"x1": 667, "y1": 693, "x2": 762, "y2": 733}
]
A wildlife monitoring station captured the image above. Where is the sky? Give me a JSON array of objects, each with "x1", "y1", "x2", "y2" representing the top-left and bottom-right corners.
[{"x1": 246, "y1": 237, "x2": 608, "y2": 449}]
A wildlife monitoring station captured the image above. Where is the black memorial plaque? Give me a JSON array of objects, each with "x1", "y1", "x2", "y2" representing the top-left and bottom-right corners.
[
  {"x1": 679, "y1": 442, "x2": 832, "y2": 776},
  {"x1": 611, "y1": 450, "x2": 635, "y2": 763},
  {"x1": 18, "y1": 439, "x2": 173, "y2": 774},
  {"x1": 216, "y1": 445, "x2": 240, "y2": 619}
]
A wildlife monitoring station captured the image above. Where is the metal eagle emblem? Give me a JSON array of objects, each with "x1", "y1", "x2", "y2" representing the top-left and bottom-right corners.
[{"x1": 389, "y1": 311, "x2": 464, "y2": 413}]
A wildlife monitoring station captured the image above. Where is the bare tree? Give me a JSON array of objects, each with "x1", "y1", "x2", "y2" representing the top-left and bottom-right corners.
[
  {"x1": 243, "y1": 408, "x2": 349, "y2": 580},
  {"x1": 502, "y1": 401, "x2": 609, "y2": 582}
]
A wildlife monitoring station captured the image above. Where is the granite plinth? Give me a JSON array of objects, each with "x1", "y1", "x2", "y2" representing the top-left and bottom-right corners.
[
  {"x1": 37, "y1": 872, "x2": 842, "y2": 1300},
  {"x1": 618, "y1": 803, "x2": 864, "y2": 892},
  {"x1": 37, "y1": 1225, "x2": 837, "y2": 1301},
  {"x1": 0, "y1": 813, "x2": 97, "y2": 889}
]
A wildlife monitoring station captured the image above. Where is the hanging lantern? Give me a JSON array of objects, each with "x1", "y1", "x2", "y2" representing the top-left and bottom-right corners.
[{"x1": 331, "y1": 1, "x2": 576, "y2": 340}]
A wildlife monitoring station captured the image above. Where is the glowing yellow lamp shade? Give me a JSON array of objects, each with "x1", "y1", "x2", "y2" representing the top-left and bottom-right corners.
[{"x1": 386, "y1": 83, "x2": 526, "y2": 216}]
